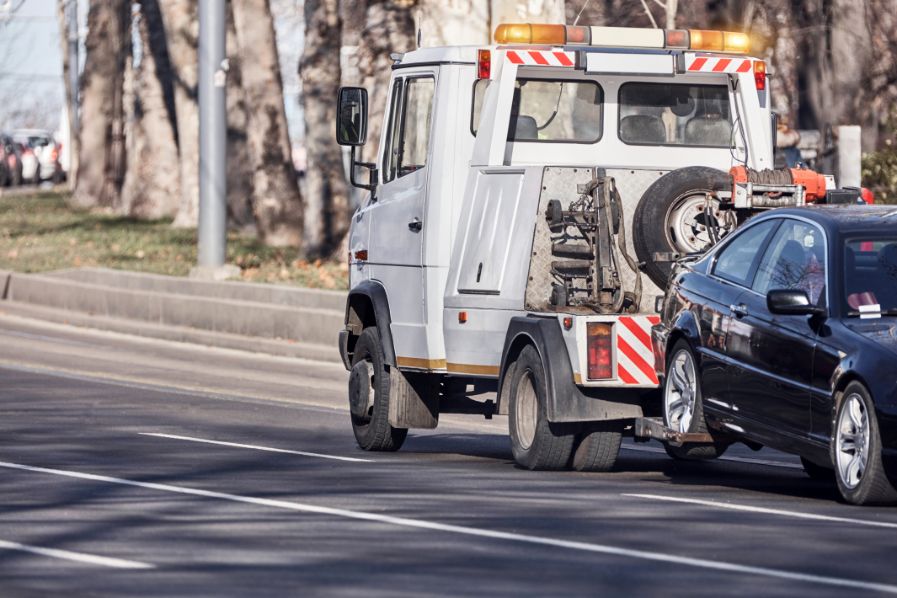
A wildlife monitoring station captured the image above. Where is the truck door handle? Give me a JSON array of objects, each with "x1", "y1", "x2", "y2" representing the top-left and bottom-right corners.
[
  {"x1": 730, "y1": 303, "x2": 748, "y2": 318},
  {"x1": 408, "y1": 218, "x2": 422, "y2": 232}
]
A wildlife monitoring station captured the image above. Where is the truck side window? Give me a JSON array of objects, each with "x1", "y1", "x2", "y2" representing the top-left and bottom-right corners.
[
  {"x1": 471, "y1": 78, "x2": 602, "y2": 143},
  {"x1": 618, "y1": 82, "x2": 732, "y2": 147},
  {"x1": 383, "y1": 76, "x2": 435, "y2": 183}
]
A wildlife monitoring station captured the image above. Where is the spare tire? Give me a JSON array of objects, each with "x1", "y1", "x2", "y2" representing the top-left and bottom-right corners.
[{"x1": 633, "y1": 166, "x2": 732, "y2": 288}]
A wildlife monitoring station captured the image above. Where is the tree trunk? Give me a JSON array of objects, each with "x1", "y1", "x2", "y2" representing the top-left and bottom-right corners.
[
  {"x1": 56, "y1": 0, "x2": 80, "y2": 188},
  {"x1": 225, "y1": 3, "x2": 256, "y2": 232},
  {"x1": 120, "y1": 0, "x2": 182, "y2": 219},
  {"x1": 71, "y1": 0, "x2": 130, "y2": 210},
  {"x1": 158, "y1": 0, "x2": 200, "y2": 228},
  {"x1": 232, "y1": 0, "x2": 304, "y2": 247},
  {"x1": 300, "y1": 0, "x2": 351, "y2": 256}
]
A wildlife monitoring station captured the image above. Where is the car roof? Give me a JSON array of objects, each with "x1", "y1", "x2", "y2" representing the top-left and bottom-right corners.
[{"x1": 753, "y1": 205, "x2": 897, "y2": 235}]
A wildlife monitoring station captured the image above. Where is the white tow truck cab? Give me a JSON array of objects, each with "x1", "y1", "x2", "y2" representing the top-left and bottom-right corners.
[{"x1": 335, "y1": 23, "x2": 801, "y2": 469}]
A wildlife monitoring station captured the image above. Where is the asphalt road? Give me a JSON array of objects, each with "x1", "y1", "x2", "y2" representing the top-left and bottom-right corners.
[{"x1": 2, "y1": 313, "x2": 897, "y2": 597}]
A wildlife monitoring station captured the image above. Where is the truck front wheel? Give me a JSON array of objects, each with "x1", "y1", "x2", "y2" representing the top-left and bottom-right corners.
[
  {"x1": 349, "y1": 327, "x2": 407, "y2": 451},
  {"x1": 508, "y1": 345, "x2": 575, "y2": 470}
]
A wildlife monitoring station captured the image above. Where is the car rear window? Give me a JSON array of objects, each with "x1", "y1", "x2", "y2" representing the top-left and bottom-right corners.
[
  {"x1": 618, "y1": 83, "x2": 732, "y2": 147},
  {"x1": 471, "y1": 78, "x2": 603, "y2": 143},
  {"x1": 844, "y1": 238, "x2": 897, "y2": 315}
]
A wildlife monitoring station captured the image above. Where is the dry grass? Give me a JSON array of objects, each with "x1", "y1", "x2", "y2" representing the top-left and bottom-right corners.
[{"x1": 0, "y1": 189, "x2": 349, "y2": 289}]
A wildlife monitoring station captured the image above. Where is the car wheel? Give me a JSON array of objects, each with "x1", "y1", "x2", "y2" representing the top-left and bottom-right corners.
[
  {"x1": 662, "y1": 340, "x2": 727, "y2": 460},
  {"x1": 800, "y1": 456, "x2": 835, "y2": 482},
  {"x1": 832, "y1": 383, "x2": 897, "y2": 505},
  {"x1": 348, "y1": 327, "x2": 407, "y2": 452},
  {"x1": 632, "y1": 167, "x2": 733, "y2": 288},
  {"x1": 571, "y1": 420, "x2": 623, "y2": 472},
  {"x1": 508, "y1": 345, "x2": 575, "y2": 470}
]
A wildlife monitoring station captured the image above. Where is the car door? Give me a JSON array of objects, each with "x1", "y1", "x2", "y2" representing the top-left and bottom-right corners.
[
  {"x1": 725, "y1": 218, "x2": 825, "y2": 443},
  {"x1": 698, "y1": 219, "x2": 781, "y2": 405}
]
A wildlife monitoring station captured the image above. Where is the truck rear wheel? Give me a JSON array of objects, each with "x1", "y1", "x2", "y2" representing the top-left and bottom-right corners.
[
  {"x1": 508, "y1": 345, "x2": 575, "y2": 470},
  {"x1": 349, "y1": 327, "x2": 407, "y2": 452},
  {"x1": 633, "y1": 167, "x2": 732, "y2": 288},
  {"x1": 571, "y1": 421, "x2": 623, "y2": 472}
]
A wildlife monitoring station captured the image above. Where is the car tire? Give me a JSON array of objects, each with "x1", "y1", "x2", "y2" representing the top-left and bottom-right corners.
[
  {"x1": 508, "y1": 345, "x2": 575, "y2": 470},
  {"x1": 831, "y1": 382, "x2": 897, "y2": 505},
  {"x1": 349, "y1": 327, "x2": 407, "y2": 452},
  {"x1": 571, "y1": 420, "x2": 623, "y2": 472},
  {"x1": 800, "y1": 456, "x2": 835, "y2": 483},
  {"x1": 662, "y1": 340, "x2": 727, "y2": 461},
  {"x1": 632, "y1": 167, "x2": 732, "y2": 288}
]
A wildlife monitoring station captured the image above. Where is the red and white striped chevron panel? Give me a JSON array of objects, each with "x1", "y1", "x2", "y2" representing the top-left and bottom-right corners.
[
  {"x1": 505, "y1": 49, "x2": 575, "y2": 68},
  {"x1": 686, "y1": 55, "x2": 752, "y2": 73},
  {"x1": 616, "y1": 315, "x2": 661, "y2": 386}
]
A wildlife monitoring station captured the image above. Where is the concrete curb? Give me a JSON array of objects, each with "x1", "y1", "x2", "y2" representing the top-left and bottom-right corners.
[{"x1": 1, "y1": 268, "x2": 348, "y2": 357}]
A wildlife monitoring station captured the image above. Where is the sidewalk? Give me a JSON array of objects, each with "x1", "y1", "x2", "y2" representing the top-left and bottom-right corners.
[{"x1": 0, "y1": 267, "x2": 345, "y2": 363}]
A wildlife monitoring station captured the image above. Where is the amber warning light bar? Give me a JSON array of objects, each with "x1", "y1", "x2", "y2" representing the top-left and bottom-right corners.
[{"x1": 493, "y1": 23, "x2": 751, "y2": 54}]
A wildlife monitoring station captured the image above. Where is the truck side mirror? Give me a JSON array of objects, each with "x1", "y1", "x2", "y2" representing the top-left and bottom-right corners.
[{"x1": 336, "y1": 87, "x2": 368, "y2": 147}]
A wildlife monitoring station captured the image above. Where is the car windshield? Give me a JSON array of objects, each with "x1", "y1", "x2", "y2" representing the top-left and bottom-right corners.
[{"x1": 843, "y1": 238, "x2": 897, "y2": 316}]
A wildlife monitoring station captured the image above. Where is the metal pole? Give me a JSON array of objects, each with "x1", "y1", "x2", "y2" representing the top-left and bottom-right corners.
[
  {"x1": 196, "y1": 0, "x2": 228, "y2": 272},
  {"x1": 66, "y1": 0, "x2": 79, "y2": 137},
  {"x1": 837, "y1": 125, "x2": 862, "y2": 189}
]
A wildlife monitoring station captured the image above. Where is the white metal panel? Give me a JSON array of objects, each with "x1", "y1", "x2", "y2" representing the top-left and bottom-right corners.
[
  {"x1": 456, "y1": 169, "x2": 526, "y2": 294},
  {"x1": 589, "y1": 26, "x2": 665, "y2": 48},
  {"x1": 586, "y1": 53, "x2": 674, "y2": 76}
]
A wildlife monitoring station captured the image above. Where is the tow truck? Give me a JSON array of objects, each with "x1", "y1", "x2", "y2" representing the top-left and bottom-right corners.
[{"x1": 334, "y1": 23, "x2": 859, "y2": 470}]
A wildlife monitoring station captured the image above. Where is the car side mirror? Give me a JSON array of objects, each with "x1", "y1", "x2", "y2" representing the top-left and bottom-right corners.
[
  {"x1": 767, "y1": 289, "x2": 826, "y2": 317},
  {"x1": 336, "y1": 87, "x2": 368, "y2": 147}
]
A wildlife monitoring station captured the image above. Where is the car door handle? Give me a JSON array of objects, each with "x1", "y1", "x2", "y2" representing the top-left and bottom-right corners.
[
  {"x1": 730, "y1": 303, "x2": 749, "y2": 318},
  {"x1": 408, "y1": 218, "x2": 422, "y2": 232}
]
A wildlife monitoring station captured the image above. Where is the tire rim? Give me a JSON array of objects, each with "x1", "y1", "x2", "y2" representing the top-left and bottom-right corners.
[
  {"x1": 514, "y1": 371, "x2": 538, "y2": 451},
  {"x1": 665, "y1": 192, "x2": 733, "y2": 254},
  {"x1": 664, "y1": 349, "x2": 697, "y2": 433},
  {"x1": 836, "y1": 393, "x2": 870, "y2": 490}
]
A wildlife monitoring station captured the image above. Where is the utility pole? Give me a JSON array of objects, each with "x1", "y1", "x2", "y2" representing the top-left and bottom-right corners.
[
  {"x1": 192, "y1": 0, "x2": 237, "y2": 280},
  {"x1": 66, "y1": 0, "x2": 79, "y2": 136}
]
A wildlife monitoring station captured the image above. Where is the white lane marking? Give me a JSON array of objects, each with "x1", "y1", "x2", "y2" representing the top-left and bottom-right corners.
[
  {"x1": 624, "y1": 493, "x2": 897, "y2": 531},
  {"x1": 139, "y1": 432, "x2": 372, "y2": 463},
  {"x1": 0, "y1": 539, "x2": 154, "y2": 569},
  {"x1": 621, "y1": 443, "x2": 803, "y2": 470},
  {"x1": 2, "y1": 461, "x2": 896, "y2": 594}
]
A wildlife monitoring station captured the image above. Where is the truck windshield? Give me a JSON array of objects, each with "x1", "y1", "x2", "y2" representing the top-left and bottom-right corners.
[
  {"x1": 618, "y1": 82, "x2": 732, "y2": 147},
  {"x1": 472, "y1": 78, "x2": 603, "y2": 143},
  {"x1": 844, "y1": 239, "x2": 897, "y2": 316}
]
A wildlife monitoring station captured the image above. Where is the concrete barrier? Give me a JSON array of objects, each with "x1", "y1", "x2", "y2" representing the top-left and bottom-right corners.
[{"x1": 2, "y1": 269, "x2": 347, "y2": 353}]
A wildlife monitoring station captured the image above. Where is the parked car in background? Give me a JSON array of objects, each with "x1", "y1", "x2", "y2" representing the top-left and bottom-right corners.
[
  {"x1": 1, "y1": 134, "x2": 24, "y2": 186},
  {"x1": 653, "y1": 205, "x2": 897, "y2": 506},
  {"x1": 12, "y1": 129, "x2": 63, "y2": 184},
  {"x1": 18, "y1": 142, "x2": 39, "y2": 184}
]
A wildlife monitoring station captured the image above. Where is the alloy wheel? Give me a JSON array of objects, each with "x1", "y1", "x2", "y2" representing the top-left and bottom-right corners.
[
  {"x1": 836, "y1": 393, "x2": 871, "y2": 490},
  {"x1": 665, "y1": 349, "x2": 697, "y2": 433}
]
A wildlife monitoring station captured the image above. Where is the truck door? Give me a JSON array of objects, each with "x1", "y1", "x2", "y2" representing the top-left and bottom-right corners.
[{"x1": 366, "y1": 71, "x2": 436, "y2": 359}]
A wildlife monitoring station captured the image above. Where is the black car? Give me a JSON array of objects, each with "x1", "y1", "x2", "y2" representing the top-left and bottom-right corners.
[{"x1": 652, "y1": 205, "x2": 897, "y2": 505}]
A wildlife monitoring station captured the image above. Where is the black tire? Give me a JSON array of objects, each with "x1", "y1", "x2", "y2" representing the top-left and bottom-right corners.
[
  {"x1": 800, "y1": 456, "x2": 835, "y2": 483},
  {"x1": 571, "y1": 421, "x2": 623, "y2": 472},
  {"x1": 831, "y1": 382, "x2": 897, "y2": 505},
  {"x1": 508, "y1": 345, "x2": 575, "y2": 470},
  {"x1": 349, "y1": 327, "x2": 407, "y2": 452},
  {"x1": 662, "y1": 340, "x2": 727, "y2": 461},
  {"x1": 633, "y1": 167, "x2": 730, "y2": 288}
]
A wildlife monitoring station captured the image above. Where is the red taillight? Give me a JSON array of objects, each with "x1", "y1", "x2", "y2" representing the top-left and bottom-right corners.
[
  {"x1": 753, "y1": 60, "x2": 766, "y2": 91},
  {"x1": 587, "y1": 322, "x2": 613, "y2": 380},
  {"x1": 50, "y1": 147, "x2": 58, "y2": 161},
  {"x1": 861, "y1": 187, "x2": 875, "y2": 205},
  {"x1": 353, "y1": 249, "x2": 368, "y2": 262},
  {"x1": 477, "y1": 49, "x2": 491, "y2": 80}
]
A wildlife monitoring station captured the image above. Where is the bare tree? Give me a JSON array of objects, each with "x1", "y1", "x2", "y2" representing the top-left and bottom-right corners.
[
  {"x1": 301, "y1": 0, "x2": 351, "y2": 256},
  {"x1": 157, "y1": 0, "x2": 200, "y2": 227},
  {"x1": 224, "y1": 3, "x2": 255, "y2": 232},
  {"x1": 56, "y1": 0, "x2": 79, "y2": 187},
  {"x1": 71, "y1": 0, "x2": 130, "y2": 210},
  {"x1": 120, "y1": 0, "x2": 181, "y2": 219},
  {"x1": 232, "y1": 0, "x2": 304, "y2": 247}
]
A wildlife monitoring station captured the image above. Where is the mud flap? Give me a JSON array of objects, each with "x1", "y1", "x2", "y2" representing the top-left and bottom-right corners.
[{"x1": 388, "y1": 367, "x2": 439, "y2": 429}]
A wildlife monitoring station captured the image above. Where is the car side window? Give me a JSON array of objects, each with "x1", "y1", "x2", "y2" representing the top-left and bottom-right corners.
[
  {"x1": 382, "y1": 76, "x2": 435, "y2": 184},
  {"x1": 713, "y1": 220, "x2": 779, "y2": 287},
  {"x1": 753, "y1": 219, "x2": 827, "y2": 305}
]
